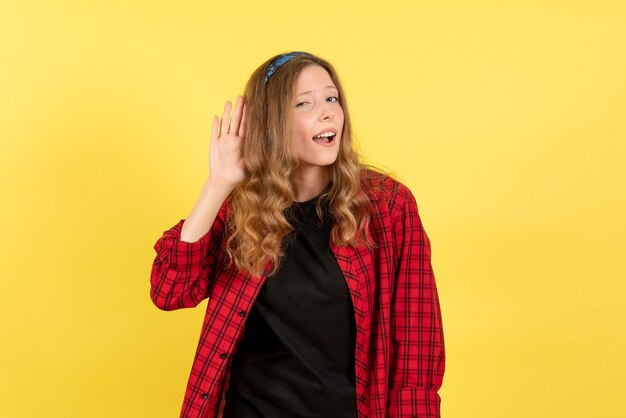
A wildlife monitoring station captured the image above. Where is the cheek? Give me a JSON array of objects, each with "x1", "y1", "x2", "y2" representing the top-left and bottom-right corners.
[
  {"x1": 295, "y1": 130, "x2": 312, "y2": 151},
  {"x1": 296, "y1": 118, "x2": 315, "y2": 140},
  {"x1": 294, "y1": 117, "x2": 310, "y2": 136}
]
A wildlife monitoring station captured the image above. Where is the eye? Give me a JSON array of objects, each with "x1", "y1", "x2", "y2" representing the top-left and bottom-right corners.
[{"x1": 295, "y1": 97, "x2": 339, "y2": 108}]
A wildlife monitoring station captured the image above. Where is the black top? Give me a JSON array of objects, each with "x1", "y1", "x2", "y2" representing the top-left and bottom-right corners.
[{"x1": 222, "y1": 187, "x2": 358, "y2": 418}]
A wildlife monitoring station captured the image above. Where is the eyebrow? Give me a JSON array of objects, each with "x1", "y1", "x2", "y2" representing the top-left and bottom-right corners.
[{"x1": 296, "y1": 85, "x2": 338, "y2": 97}]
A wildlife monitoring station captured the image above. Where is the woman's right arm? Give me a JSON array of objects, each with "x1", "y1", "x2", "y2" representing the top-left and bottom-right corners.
[
  {"x1": 150, "y1": 95, "x2": 248, "y2": 311},
  {"x1": 149, "y1": 178, "x2": 234, "y2": 311}
]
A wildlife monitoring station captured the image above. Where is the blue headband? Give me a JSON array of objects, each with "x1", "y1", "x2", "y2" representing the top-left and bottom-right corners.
[{"x1": 264, "y1": 51, "x2": 314, "y2": 84}]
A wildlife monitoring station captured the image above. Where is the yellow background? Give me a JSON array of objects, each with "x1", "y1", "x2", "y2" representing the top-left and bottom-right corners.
[{"x1": 1, "y1": 1, "x2": 625, "y2": 417}]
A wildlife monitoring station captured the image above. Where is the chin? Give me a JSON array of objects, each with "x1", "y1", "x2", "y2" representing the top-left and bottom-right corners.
[{"x1": 300, "y1": 156, "x2": 339, "y2": 167}]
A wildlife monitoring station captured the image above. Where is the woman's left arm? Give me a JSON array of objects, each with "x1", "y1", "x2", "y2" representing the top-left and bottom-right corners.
[{"x1": 387, "y1": 184, "x2": 446, "y2": 418}]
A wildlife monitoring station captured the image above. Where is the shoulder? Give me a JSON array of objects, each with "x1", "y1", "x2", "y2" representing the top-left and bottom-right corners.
[{"x1": 361, "y1": 168, "x2": 417, "y2": 220}]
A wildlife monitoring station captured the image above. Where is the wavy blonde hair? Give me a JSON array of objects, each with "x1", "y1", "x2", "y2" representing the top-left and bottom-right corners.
[{"x1": 222, "y1": 51, "x2": 396, "y2": 278}]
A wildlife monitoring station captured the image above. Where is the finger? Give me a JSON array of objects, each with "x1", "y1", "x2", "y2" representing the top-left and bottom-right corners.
[
  {"x1": 220, "y1": 100, "x2": 232, "y2": 137},
  {"x1": 211, "y1": 115, "x2": 218, "y2": 143},
  {"x1": 229, "y1": 95, "x2": 243, "y2": 134},
  {"x1": 239, "y1": 102, "x2": 247, "y2": 138}
]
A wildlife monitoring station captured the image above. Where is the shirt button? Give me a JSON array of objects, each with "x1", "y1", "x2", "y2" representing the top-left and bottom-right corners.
[
  {"x1": 220, "y1": 353, "x2": 227, "y2": 359},
  {"x1": 239, "y1": 310, "x2": 246, "y2": 317},
  {"x1": 201, "y1": 392, "x2": 209, "y2": 400},
  {"x1": 261, "y1": 269, "x2": 267, "y2": 276}
]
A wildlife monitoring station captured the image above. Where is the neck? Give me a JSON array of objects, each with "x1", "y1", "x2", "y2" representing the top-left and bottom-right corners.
[{"x1": 292, "y1": 166, "x2": 330, "y2": 202}]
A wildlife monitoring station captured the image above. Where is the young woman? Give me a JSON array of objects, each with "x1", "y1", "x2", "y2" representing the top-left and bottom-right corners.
[{"x1": 150, "y1": 51, "x2": 445, "y2": 418}]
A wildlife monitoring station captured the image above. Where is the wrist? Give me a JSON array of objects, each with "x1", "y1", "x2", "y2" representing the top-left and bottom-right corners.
[{"x1": 205, "y1": 177, "x2": 235, "y2": 195}]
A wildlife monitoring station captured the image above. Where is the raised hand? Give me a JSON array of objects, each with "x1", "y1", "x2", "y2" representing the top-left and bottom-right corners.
[{"x1": 208, "y1": 95, "x2": 247, "y2": 189}]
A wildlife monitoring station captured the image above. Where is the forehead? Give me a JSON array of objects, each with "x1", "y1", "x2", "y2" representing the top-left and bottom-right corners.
[{"x1": 294, "y1": 65, "x2": 335, "y2": 91}]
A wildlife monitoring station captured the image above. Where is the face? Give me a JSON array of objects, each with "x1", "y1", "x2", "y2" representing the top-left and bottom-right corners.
[{"x1": 291, "y1": 64, "x2": 344, "y2": 172}]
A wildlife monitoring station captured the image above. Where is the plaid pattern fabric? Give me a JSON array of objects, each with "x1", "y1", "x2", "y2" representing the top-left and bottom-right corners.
[{"x1": 150, "y1": 173, "x2": 445, "y2": 417}]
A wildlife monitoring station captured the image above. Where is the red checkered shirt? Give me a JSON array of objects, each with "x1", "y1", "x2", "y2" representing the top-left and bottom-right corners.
[{"x1": 150, "y1": 173, "x2": 445, "y2": 417}]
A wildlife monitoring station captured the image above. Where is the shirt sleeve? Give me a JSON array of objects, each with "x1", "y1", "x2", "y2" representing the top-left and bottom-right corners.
[
  {"x1": 387, "y1": 184, "x2": 446, "y2": 417},
  {"x1": 149, "y1": 202, "x2": 229, "y2": 311}
]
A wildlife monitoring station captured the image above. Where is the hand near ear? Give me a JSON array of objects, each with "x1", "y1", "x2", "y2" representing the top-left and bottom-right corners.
[{"x1": 209, "y1": 95, "x2": 248, "y2": 189}]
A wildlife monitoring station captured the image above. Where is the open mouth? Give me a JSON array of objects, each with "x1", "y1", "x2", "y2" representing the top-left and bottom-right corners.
[{"x1": 312, "y1": 134, "x2": 336, "y2": 143}]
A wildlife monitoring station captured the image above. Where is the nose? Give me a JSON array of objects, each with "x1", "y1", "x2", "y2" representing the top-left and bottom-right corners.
[{"x1": 319, "y1": 101, "x2": 335, "y2": 121}]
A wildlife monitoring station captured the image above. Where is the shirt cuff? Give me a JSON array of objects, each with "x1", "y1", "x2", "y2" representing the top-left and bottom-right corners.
[{"x1": 387, "y1": 386, "x2": 441, "y2": 418}]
